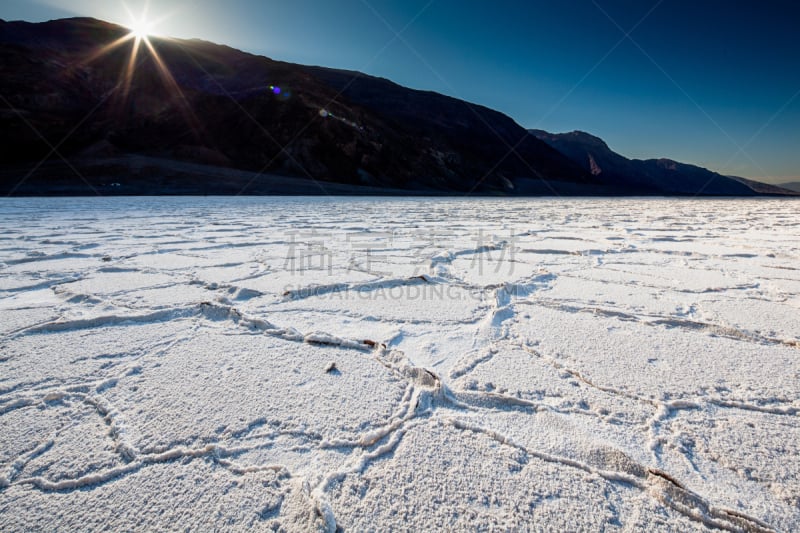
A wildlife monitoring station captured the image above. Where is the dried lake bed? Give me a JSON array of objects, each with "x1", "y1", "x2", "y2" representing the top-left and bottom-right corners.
[{"x1": 1, "y1": 197, "x2": 799, "y2": 531}]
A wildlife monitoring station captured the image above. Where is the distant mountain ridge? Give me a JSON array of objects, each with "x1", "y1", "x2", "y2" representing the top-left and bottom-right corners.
[
  {"x1": 777, "y1": 181, "x2": 800, "y2": 193},
  {"x1": 0, "y1": 17, "x2": 793, "y2": 196},
  {"x1": 529, "y1": 130, "x2": 796, "y2": 196}
]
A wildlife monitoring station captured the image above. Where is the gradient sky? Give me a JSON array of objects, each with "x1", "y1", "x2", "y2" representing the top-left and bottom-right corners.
[{"x1": 3, "y1": 0, "x2": 799, "y2": 182}]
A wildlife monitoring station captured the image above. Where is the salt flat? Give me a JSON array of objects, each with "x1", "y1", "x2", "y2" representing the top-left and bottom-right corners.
[{"x1": 1, "y1": 197, "x2": 798, "y2": 532}]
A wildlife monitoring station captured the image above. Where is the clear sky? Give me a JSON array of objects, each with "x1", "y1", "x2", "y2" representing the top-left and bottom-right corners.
[{"x1": 3, "y1": 0, "x2": 799, "y2": 182}]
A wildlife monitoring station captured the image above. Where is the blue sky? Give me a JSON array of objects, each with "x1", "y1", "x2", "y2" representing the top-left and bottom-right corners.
[{"x1": 3, "y1": 0, "x2": 799, "y2": 182}]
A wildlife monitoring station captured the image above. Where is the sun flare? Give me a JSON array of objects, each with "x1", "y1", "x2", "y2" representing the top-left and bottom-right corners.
[
  {"x1": 78, "y1": 2, "x2": 201, "y2": 137},
  {"x1": 128, "y1": 18, "x2": 153, "y2": 40}
]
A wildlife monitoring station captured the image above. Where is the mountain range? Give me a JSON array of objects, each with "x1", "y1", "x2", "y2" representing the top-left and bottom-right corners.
[{"x1": 0, "y1": 17, "x2": 795, "y2": 196}]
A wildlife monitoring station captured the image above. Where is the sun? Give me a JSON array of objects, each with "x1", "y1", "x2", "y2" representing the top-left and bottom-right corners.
[
  {"x1": 128, "y1": 18, "x2": 153, "y2": 40},
  {"x1": 123, "y1": 1, "x2": 157, "y2": 40},
  {"x1": 82, "y1": 1, "x2": 201, "y2": 135}
]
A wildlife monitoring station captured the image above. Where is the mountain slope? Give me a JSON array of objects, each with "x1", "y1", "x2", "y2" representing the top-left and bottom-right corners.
[
  {"x1": 530, "y1": 130, "x2": 796, "y2": 196},
  {"x1": 0, "y1": 17, "x2": 594, "y2": 195}
]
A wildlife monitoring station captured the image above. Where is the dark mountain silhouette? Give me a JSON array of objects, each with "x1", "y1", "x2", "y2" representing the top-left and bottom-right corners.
[
  {"x1": 529, "y1": 130, "x2": 797, "y2": 196},
  {"x1": 0, "y1": 17, "x2": 790, "y2": 196},
  {"x1": 0, "y1": 17, "x2": 596, "y2": 196}
]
